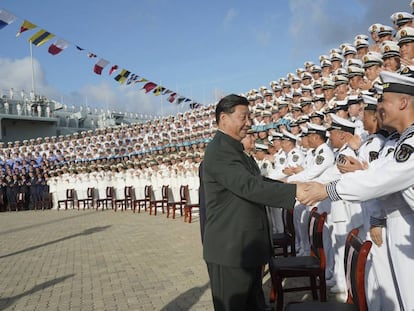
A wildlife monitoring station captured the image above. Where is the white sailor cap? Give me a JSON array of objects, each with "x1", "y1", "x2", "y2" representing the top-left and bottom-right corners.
[
  {"x1": 272, "y1": 132, "x2": 284, "y2": 140},
  {"x1": 346, "y1": 58, "x2": 363, "y2": 68},
  {"x1": 311, "y1": 65, "x2": 322, "y2": 73},
  {"x1": 362, "y1": 52, "x2": 383, "y2": 68},
  {"x1": 302, "y1": 72, "x2": 313, "y2": 80},
  {"x1": 354, "y1": 34, "x2": 369, "y2": 41},
  {"x1": 330, "y1": 48, "x2": 342, "y2": 55},
  {"x1": 400, "y1": 65, "x2": 414, "y2": 78},
  {"x1": 309, "y1": 110, "x2": 325, "y2": 119},
  {"x1": 378, "y1": 25, "x2": 394, "y2": 38},
  {"x1": 313, "y1": 94, "x2": 325, "y2": 101},
  {"x1": 396, "y1": 26, "x2": 414, "y2": 45},
  {"x1": 296, "y1": 68, "x2": 305, "y2": 76},
  {"x1": 380, "y1": 70, "x2": 414, "y2": 96},
  {"x1": 304, "y1": 61, "x2": 315, "y2": 68},
  {"x1": 334, "y1": 68, "x2": 348, "y2": 76},
  {"x1": 278, "y1": 101, "x2": 289, "y2": 108},
  {"x1": 300, "y1": 127, "x2": 308, "y2": 137},
  {"x1": 321, "y1": 59, "x2": 332, "y2": 68},
  {"x1": 264, "y1": 89, "x2": 273, "y2": 96},
  {"x1": 322, "y1": 78, "x2": 336, "y2": 89},
  {"x1": 347, "y1": 95, "x2": 363, "y2": 105},
  {"x1": 307, "y1": 123, "x2": 327, "y2": 136},
  {"x1": 255, "y1": 142, "x2": 268, "y2": 151},
  {"x1": 330, "y1": 52, "x2": 344, "y2": 62},
  {"x1": 368, "y1": 23, "x2": 382, "y2": 33},
  {"x1": 362, "y1": 95, "x2": 378, "y2": 111},
  {"x1": 328, "y1": 114, "x2": 356, "y2": 134},
  {"x1": 300, "y1": 97, "x2": 313, "y2": 106},
  {"x1": 301, "y1": 85, "x2": 313, "y2": 93},
  {"x1": 291, "y1": 75, "x2": 301, "y2": 83},
  {"x1": 342, "y1": 45, "x2": 357, "y2": 56},
  {"x1": 380, "y1": 40, "x2": 400, "y2": 58},
  {"x1": 354, "y1": 38, "x2": 370, "y2": 50},
  {"x1": 340, "y1": 42, "x2": 353, "y2": 50},
  {"x1": 319, "y1": 54, "x2": 329, "y2": 62},
  {"x1": 282, "y1": 130, "x2": 299, "y2": 142},
  {"x1": 334, "y1": 75, "x2": 349, "y2": 85},
  {"x1": 391, "y1": 12, "x2": 414, "y2": 27},
  {"x1": 347, "y1": 66, "x2": 365, "y2": 79}
]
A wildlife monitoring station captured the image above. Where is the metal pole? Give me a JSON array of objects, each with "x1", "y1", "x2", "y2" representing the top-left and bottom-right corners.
[{"x1": 30, "y1": 40, "x2": 36, "y2": 95}]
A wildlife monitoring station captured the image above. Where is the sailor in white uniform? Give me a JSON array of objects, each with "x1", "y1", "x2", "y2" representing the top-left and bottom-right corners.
[{"x1": 303, "y1": 72, "x2": 414, "y2": 310}]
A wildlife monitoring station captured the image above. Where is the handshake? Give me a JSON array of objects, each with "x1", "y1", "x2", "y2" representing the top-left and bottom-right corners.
[{"x1": 294, "y1": 182, "x2": 329, "y2": 206}]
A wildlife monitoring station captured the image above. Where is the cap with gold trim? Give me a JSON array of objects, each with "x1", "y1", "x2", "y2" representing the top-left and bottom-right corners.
[
  {"x1": 327, "y1": 114, "x2": 356, "y2": 134},
  {"x1": 380, "y1": 70, "x2": 414, "y2": 96},
  {"x1": 396, "y1": 26, "x2": 414, "y2": 45},
  {"x1": 391, "y1": 12, "x2": 414, "y2": 27},
  {"x1": 380, "y1": 40, "x2": 400, "y2": 59}
]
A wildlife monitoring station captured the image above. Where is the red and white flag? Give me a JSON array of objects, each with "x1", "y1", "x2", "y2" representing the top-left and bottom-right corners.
[
  {"x1": 167, "y1": 92, "x2": 177, "y2": 103},
  {"x1": 109, "y1": 65, "x2": 118, "y2": 75},
  {"x1": 93, "y1": 58, "x2": 109, "y2": 75},
  {"x1": 48, "y1": 39, "x2": 69, "y2": 55}
]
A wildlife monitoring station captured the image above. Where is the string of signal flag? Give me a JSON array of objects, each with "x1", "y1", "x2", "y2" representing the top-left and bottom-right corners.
[{"x1": 0, "y1": 8, "x2": 201, "y2": 109}]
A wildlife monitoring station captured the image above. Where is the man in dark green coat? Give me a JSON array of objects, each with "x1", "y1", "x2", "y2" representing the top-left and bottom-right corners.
[{"x1": 203, "y1": 94, "x2": 299, "y2": 311}]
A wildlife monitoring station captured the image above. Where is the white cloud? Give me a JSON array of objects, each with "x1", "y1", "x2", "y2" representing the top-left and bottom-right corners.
[
  {"x1": 0, "y1": 56, "x2": 58, "y2": 98},
  {"x1": 288, "y1": 0, "x2": 410, "y2": 53},
  {"x1": 0, "y1": 56, "x2": 182, "y2": 116},
  {"x1": 223, "y1": 8, "x2": 238, "y2": 25},
  {"x1": 255, "y1": 30, "x2": 272, "y2": 46}
]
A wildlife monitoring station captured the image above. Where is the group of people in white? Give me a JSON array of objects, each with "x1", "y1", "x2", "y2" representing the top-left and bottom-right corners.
[
  {"x1": 241, "y1": 2, "x2": 414, "y2": 310},
  {"x1": 1, "y1": 2, "x2": 414, "y2": 310}
]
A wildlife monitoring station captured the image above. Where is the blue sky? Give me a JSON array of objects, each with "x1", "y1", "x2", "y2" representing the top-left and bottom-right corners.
[{"x1": 0, "y1": 0, "x2": 410, "y2": 116}]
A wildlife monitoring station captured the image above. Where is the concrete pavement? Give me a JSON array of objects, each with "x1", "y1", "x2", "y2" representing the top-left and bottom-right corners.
[{"x1": 0, "y1": 209, "x2": 339, "y2": 311}]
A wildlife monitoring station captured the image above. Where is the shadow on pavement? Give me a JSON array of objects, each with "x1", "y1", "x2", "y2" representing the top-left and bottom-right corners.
[
  {"x1": 160, "y1": 282, "x2": 210, "y2": 311},
  {"x1": 0, "y1": 225, "x2": 111, "y2": 259},
  {"x1": 0, "y1": 274, "x2": 75, "y2": 311}
]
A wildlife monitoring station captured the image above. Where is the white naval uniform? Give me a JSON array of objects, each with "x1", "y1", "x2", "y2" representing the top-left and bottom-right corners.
[
  {"x1": 327, "y1": 125, "x2": 414, "y2": 311},
  {"x1": 360, "y1": 135, "x2": 399, "y2": 311},
  {"x1": 287, "y1": 143, "x2": 335, "y2": 183},
  {"x1": 267, "y1": 149, "x2": 287, "y2": 180},
  {"x1": 256, "y1": 156, "x2": 284, "y2": 234},
  {"x1": 287, "y1": 143, "x2": 335, "y2": 257},
  {"x1": 48, "y1": 176, "x2": 58, "y2": 209},
  {"x1": 331, "y1": 144, "x2": 363, "y2": 291},
  {"x1": 285, "y1": 147, "x2": 305, "y2": 169},
  {"x1": 357, "y1": 132, "x2": 400, "y2": 311}
]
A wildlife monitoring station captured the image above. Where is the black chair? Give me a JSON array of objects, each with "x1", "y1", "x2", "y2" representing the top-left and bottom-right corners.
[
  {"x1": 78, "y1": 187, "x2": 95, "y2": 210},
  {"x1": 284, "y1": 228, "x2": 372, "y2": 311},
  {"x1": 269, "y1": 207, "x2": 327, "y2": 311},
  {"x1": 115, "y1": 186, "x2": 135, "y2": 212},
  {"x1": 134, "y1": 185, "x2": 152, "y2": 213},
  {"x1": 57, "y1": 189, "x2": 76, "y2": 210},
  {"x1": 273, "y1": 208, "x2": 296, "y2": 257},
  {"x1": 166, "y1": 185, "x2": 186, "y2": 219},
  {"x1": 96, "y1": 186, "x2": 115, "y2": 211},
  {"x1": 149, "y1": 185, "x2": 169, "y2": 216},
  {"x1": 183, "y1": 185, "x2": 200, "y2": 223}
]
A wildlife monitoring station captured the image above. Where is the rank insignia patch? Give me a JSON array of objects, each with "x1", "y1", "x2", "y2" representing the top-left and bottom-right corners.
[
  {"x1": 395, "y1": 144, "x2": 414, "y2": 163},
  {"x1": 369, "y1": 151, "x2": 379, "y2": 162},
  {"x1": 316, "y1": 155, "x2": 324, "y2": 165}
]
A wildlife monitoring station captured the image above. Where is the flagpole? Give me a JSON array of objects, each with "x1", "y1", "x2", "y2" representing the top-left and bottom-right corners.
[
  {"x1": 29, "y1": 40, "x2": 36, "y2": 95},
  {"x1": 160, "y1": 80, "x2": 163, "y2": 117}
]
